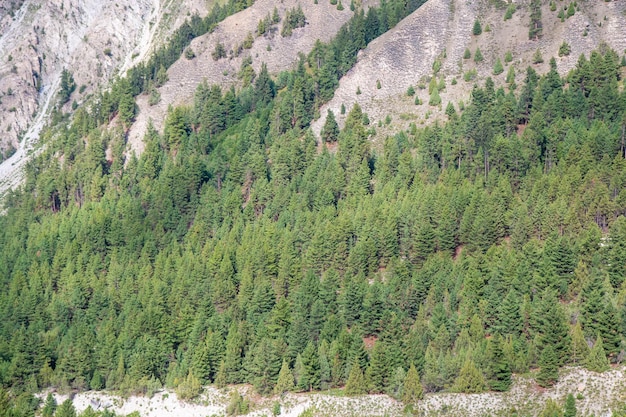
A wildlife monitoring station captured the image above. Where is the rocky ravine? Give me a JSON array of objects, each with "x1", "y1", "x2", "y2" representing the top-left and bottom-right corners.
[{"x1": 0, "y1": 0, "x2": 210, "y2": 195}]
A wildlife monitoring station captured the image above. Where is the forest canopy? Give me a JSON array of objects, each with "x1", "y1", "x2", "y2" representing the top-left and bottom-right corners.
[{"x1": 0, "y1": 4, "x2": 626, "y2": 413}]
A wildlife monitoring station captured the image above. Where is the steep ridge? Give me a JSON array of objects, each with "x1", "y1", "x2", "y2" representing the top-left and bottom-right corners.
[
  {"x1": 312, "y1": 0, "x2": 626, "y2": 141},
  {"x1": 0, "y1": 0, "x2": 210, "y2": 195},
  {"x1": 128, "y1": 0, "x2": 378, "y2": 155}
]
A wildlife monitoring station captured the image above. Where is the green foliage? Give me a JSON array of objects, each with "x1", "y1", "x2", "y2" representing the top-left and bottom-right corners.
[
  {"x1": 558, "y1": 41, "x2": 571, "y2": 57},
  {"x1": 185, "y1": 48, "x2": 196, "y2": 59},
  {"x1": 474, "y1": 48, "x2": 484, "y2": 62},
  {"x1": 58, "y1": 69, "x2": 76, "y2": 104},
  {"x1": 453, "y1": 358, "x2": 487, "y2": 393},
  {"x1": 402, "y1": 364, "x2": 423, "y2": 405},
  {"x1": 407, "y1": 85, "x2": 416, "y2": 96},
  {"x1": 564, "y1": 393, "x2": 576, "y2": 417},
  {"x1": 226, "y1": 391, "x2": 250, "y2": 416},
  {"x1": 56, "y1": 399, "x2": 77, "y2": 417},
  {"x1": 567, "y1": 2, "x2": 575, "y2": 17},
  {"x1": 537, "y1": 346, "x2": 559, "y2": 388},
  {"x1": 176, "y1": 371, "x2": 203, "y2": 400},
  {"x1": 42, "y1": 393, "x2": 57, "y2": 417},
  {"x1": 274, "y1": 360, "x2": 295, "y2": 395},
  {"x1": 345, "y1": 361, "x2": 367, "y2": 395},
  {"x1": 529, "y1": 0, "x2": 542, "y2": 39},
  {"x1": 212, "y1": 42, "x2": 227, "y2": 61},
  {"x1": 472, "y1": 19, "x2": 482, "y2": 35},
  {"x1": 504, "y1": 3, "x2": 515, "y2": 20},
  {"x1": 505, "y1": 50, "x2": 513, "y2": 63},
  {"x1": 493, "y1": 58, "x2": 504, "y2": 75},
  {"x1": 281, "y1": 6, "x2": 306, "y2": 37},
  {"x1": 586, "y1": 335, "x2": 610, "y2": 372},
  {"x1": 429, "y1": 87, "x2": 441, "y2": 106},
  {"x1": 322, "y1": 110, "x2": 340, "y2": 142},
  {"x1": 533, "y1": 48, "x2": 544, "y2": 64},
  {"x1": 539, "y1": 399, "x2": 564, "y2": 417},
  {"x1": 445, "y1": 101, "x2": 456, "y2": 118},
  {"x1": 2, "y1": 37, "x2": 626, "y2": 414},
  {"x1": 464, "y1": 68, "x2": 477, "y2": 81},
  {"x1": 486, "y1": 335, "x2": 511, "y2": 391},
  {"x1": 463, "y1": 48, "x2": 471, "y2": 59}
]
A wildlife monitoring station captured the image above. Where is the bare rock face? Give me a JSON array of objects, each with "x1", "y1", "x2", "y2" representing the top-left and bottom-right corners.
[
  {"x1": 0, "y1": 0, "x2": 210, "y2": 158},
  {"x1": 0, "y1": 0, "x2": 209, "y2": 193}
]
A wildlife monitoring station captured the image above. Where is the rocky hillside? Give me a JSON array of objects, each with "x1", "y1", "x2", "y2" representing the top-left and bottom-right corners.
[
  {"x1": 128, "y1": 0, "x2": 377, "y2": 154},
  {"x1": 0, "y1": 0, "x2": 211, "y2": 195},
  {"x1": 312, "y1": 0, "x2": 626, "y2": 141},
  {"x1": 0, "y1": 0, "x2": 210, "y2": 158}
]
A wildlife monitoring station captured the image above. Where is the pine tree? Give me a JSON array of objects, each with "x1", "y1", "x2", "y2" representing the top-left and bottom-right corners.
[
  {"x1": 539, "y1": 399, "x2": 564, "y2": 417},
  {"x1": 301, "y1": 342, "x2": 321, "y2": 391},
  {"x1": 474, "y1": 48, "x2": 484, "y2": 63},
  {"x1": 585, "y1": 335, "x2": 609, "y2": 372},
  {"x1": 473, "y1": 19, "x2": 482, "y2": 35},
  {"x1": 453, "y1": 358, "x2": 486, "y2": 393},
  {"x1": 366, "y1": 341, "x2": 388, "y2": 393},
  {"x1": 486, "y1": 335, "x2": 512, "y2": 391},
  {"x1": 570, "y1": 322, "x2": 590, "y2": 366},
  {"x1": 387, "y1": 366, "x2": 406, "y2": 399},
  {"x1": 56, "y1": 399, "x2": 77, "y2": 417},
  {"x1": 345, "y1": 361, "x2": 367, "y2": 395},
  {"x1": 402, "y1": 364, "x2": 424, "y2": 405},
  {"x1": 274, "y1": 359, "x2": 295, "y2": 395},
  {"x1": 564, "y1": 393, "x2": 576, "y2": 417},
  {"x1": 493, "y1": 58, "x2": 504, "y2": 75},
  {"x1": 42, "y1": 393, "x2": 57, "y2": 417},
  {"x1": 322, "y1": 109, "x2": 340, "y2": 143},
  {"x1": 537, "y1": 345, "x2": 558, "y2": 388},
  {"x1": 214, "y1": 360, "x2": 227, "y2": 389}
]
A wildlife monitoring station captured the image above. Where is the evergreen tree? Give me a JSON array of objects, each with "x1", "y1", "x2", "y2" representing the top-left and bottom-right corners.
[
  {"x1": 564, "y1": 393, "x2": 576, "y2": 417},
  {"x1": 486, "y1": 335, "x2": 512, "y2": 391},
  {"x1": 402, "y1": 363, "x2": 424, "y2": 405},
  {"x1": 300, "y1": 342, "x2": 321, "y2": 391},
  {"x1": 452, "y1": 358, "x2": 486, "y2": 393},
  {"x1": 274, "y1": 359, "x2": 295, "y2": 395},
  {"x1": 42, "y1": 393, "x2": 57, "y2": 417},
  {"x1": 56, "y1": 399, "x2": 77, "y2": 417},
  {"x1": 474, "y1": 48, "x2": 484, "y2": 63},
  {"x1": 345, "y1": 361, "x2": 367, "y2": 395},
  {"x1": 585, "y1": 335, "x2": 609, "y2": 373},
  {"x1": 537, "y1": 345, "x2": 558, "y2": 388},
  {"x1": 539, "y1": 399, "x2": 564, "y2": 417},
  {"x1": 366, "y1": 341, "x2": 388, "y2": 393},
  {"x1": 322, "y1": 109, "x2": 340, "y2": 143},
  {"x1": 570, "y1": 322, "x2": 590, "y2": 366},
  {"x1": 493, "y1": 58, "x2": 504, "y2": 75},
  {"x1": 387, "y1": 366, "x2": 406, "y2": 399},
  {"x1": 472, "y1": 19, "x2": 482, "y2": 35}
]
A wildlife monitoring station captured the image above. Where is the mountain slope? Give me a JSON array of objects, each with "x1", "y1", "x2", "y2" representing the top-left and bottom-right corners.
[
  {"x1": 128, "y1": 0, "x2": 377, "y2": 154},
  {"x1": 312, "y1": 0, "x2": 626, "y2": 139},
  {"x1": 0, "y1": 0, "x2": 211, "y2": 193}
]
